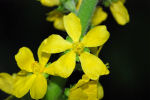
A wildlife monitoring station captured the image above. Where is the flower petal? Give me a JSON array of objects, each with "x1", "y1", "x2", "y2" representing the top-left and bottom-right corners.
[
  {"x1": 79, "y1": 52, "x2": 109, "y2": 80},
  {"x1": 38, "y1": 38, "x2": 51, "y2": 67},
  {"x1": 64, "y1": 13, "x2": 82, "y2": 42},
  {"x1": 97, "y1": 83, "x2": 104, "y2": 100},
  {"x1": 40, "y1": 0, "x2": 60, "y2": 7},
  {"x1": 82, "y1": 81, "x2": 98, "y2": 100},
  {"x1": 46, "y1": 10, "x2": 63, "y2": 22},
  {"x1": 120, "y1": 0, "x2": 126, "y2": 4},
  {"x1": 30, "y1": 74, "x2": 47, "y2": 99},
  {"x1": 68, "y1": 88, "x2": 88, "y2": 100},
  {"x1": 69, "y1": 75, "x2": 99, "y2": 100},
  {"x1": 46, "y1": 10, "x2": 65, "y2": 31},
  {"x1": 54, "y1": 17, "x2": 65, "y2": 31},
  {"x1": 92, "y1": 6, "x2": 108, "y2": 26},
  {"x1": 15, "y1": 47, "x2": 35, "y2": 72},
  {"x1": 13, "y1": 74, "x2": 36, "y2": 98},
  {"x1": 71, "y1": 75, "x2": 90, "y2": 90},
  {"x1": 44, "y1": 51, "x2": 76, "y2": 78},
  {"x1": 81, "y1": 25, "x2": 110, "y2": 47},
  {"x1": 110, "y1": 1, "x2": 129, "y2": 25},
  {"x1": 0, "y1": 73, "x2": 13, "y2": 94},
  {"x1": 42, "y1": 34, "x2": 72, "y2": 54}
]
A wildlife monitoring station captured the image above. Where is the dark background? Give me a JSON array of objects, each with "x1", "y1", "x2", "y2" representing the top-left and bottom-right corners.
[{"x1": 0, "y1": 0, "x2": 150, "y2": 100}]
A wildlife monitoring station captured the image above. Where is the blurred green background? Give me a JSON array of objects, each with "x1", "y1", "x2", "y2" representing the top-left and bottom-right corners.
[{"x1": 0, "y1": 0, "x2": 150, "y2": 99}]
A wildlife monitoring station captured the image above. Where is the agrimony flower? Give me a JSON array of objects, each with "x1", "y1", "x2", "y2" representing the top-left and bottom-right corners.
[
  {"x1": 68, "y1": 75, "x2": 104, "y2": 100},
  {"x1": 46, "y1": 10, "x2": 65, "y2": 31},
  {"x1": 13, "y1": 39, "x2": 51, "y2": 99},
  {"x1": 43, "y1": 13, "x2": 110, "y2": 80}
]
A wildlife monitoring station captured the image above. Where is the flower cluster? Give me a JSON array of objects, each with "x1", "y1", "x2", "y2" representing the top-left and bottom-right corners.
[
  {"x1": 0, "y1": 0, "x2": 130, "y2": 100},
  {"x1": 41, "y1": 0, "x2": 129, "y2": 31}
]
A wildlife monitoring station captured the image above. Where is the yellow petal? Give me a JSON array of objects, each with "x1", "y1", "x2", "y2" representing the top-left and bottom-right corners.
[
  {"x1": 76, "y1": 0, "x2": 82, "y2": 10},
  {"x1": 97, "y1": 83, "x2": 104, "y2": 100},
  {"x1": 81, "y1": 26, "x2": 110, "y2": 47},
  {"x1": 0, "y1": 73, "x2": 13, "y2": 94},
  {"x1": 30, "y1": 74, "x2": 47, "y2": 99},
  {"x1": 82, "y1": 81, "x2": 98, "y2": 100},
  {"x1": 13, "y1": 74, "x2": 36, "y2": 98},
  {"x1": 79, "y1": 52, "x2": 109, "y2": 80},
  {"x1": 68, "y1": 75, "x2": 89, "y2": 100},
  {"x1": 68, "y1": 88, "x2": 88, "y2": 100},
  {"x1": 17, "y1": 70, "x2": 28, "y2": 76},
  {"x1": 40, "y1": 0, "x2": 60, "y2": 7},
  {"x1": 38, "y1": 38, "x2": 51, "y2": 67},
  {"x1": 64, "y1": 13, "x2": 82, "y2": 42},
  {"x1": 92, "y1": 6, "x2": 108, "y2": 26},
  {"x1": 46, "y1": 10, "x2": 63, "y2": 22},
  {"x1": 42, "y1": 34, "x2": 72, "y2": 54},
  {"x1": 15, "y1": 47, "x2": 35, "y2": 72},
  {"x1": 54, "y1": 17, "x2": 65, "y2": 31},
  {"x1": 120, "y1": 0, "x2": 126, "y2": 4},
  {"x1": 71, "y1": 75, "x2": 90, "y2": 90},
  {"x1": 110, "y1": 1, "x2": 129, "y2": 25},
  {"x1": 44, "y1": 51, "x2": 76, "y2": 78},
  {"x1": 69, "y1": 75, "x2": 99, "y2": 100}
]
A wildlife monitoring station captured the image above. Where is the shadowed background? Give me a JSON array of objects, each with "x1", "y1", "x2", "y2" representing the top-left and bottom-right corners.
[{"x1": 0, "y1": 0, "x2": 150, "y2": 99}]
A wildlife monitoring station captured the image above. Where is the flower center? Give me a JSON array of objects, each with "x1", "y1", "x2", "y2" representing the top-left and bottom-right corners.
[
  {"x1": 72, "y1": 42, "x2": 84, "y2": 55},
  {"x1": 31, "y1": 61, "x2": 45, "y2": 73}
]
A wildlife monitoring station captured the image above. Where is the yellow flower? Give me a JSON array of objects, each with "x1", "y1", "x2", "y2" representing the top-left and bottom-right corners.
[
  {"x1": 110, "y1": 0, "x2": 130, "y2": 25},
  {"x1": 43, "y1": 13, "x2": 110, "y2": 80},
  {"x1": 68, "y1": 75, "x2": 104, "y2": 100},
  {"x1": 46, "y1": 10, "x2": 65, "y2": 31},
  {"x1": 92, "y1": 6, "x2": 108, "y2": 26},
  {"x1": 40, "y1": 0, "x2": 60, "y2": 7},
  {"x1": 13, "y1": 38, "x2": 51, "y2": 99}
]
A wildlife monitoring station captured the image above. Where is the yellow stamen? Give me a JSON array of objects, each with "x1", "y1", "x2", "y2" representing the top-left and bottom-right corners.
[
  {"x1": 32, "y1": 61, "x2": 45, "y2": 73},
  {"x1": 72, "y1": 42, "x2": 84, "y2": 55}
]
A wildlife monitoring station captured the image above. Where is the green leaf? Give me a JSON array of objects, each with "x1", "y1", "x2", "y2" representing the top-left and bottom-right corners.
[
  {"x1": 77, "y1": 0, "x2": 98, "y2": 36},
  {"x1": 64, "y1": 88, "x2": 70, "y2": 97},
  {"x1": 43, "y1": 76, "x2": 67, "y2": 100}
]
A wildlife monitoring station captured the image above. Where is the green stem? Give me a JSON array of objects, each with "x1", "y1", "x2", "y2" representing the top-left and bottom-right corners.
[{"x1": 77, "y1": 0, "x2": 98, "y2": 35}]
